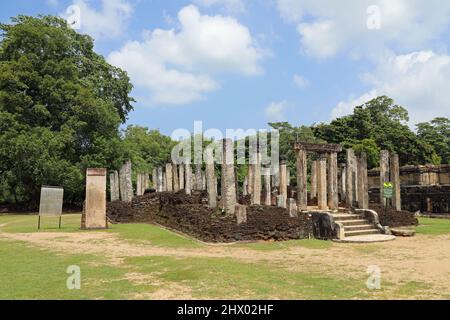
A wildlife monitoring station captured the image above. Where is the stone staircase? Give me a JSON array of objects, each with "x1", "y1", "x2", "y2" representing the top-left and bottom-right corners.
[{"x1": 331, "y1": 213, "x2": 382, "y2": 238}]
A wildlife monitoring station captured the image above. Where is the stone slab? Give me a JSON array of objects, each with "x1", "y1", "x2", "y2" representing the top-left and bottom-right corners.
[{"x1": 334, "y1": 234, "x2": 396, "y2": 243}]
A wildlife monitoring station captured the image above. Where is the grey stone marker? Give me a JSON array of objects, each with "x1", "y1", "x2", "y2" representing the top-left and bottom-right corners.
[
  {"x1": 380, "y1": 150, "x2": 390, "y2": 206},
  {"x1": 248, "y1": 164, "x2": 254, "y2": 195},
  {"x1": 152, "y1": 168, "x2": 157, "y2": 190},
  {"x1": 84, "y1": 168, "x2": 107, "y2": 229},
  {"x1": 339, "y1": 163, "x2": 347, "y2": 202},
  {"x1": 263, "y1": 168, "x2": 272, "y2": 206},
  {"x1": 243, "y1": 176, "x2": 248, "y2": 196},
  {"x1": 39, "y1": 186, "x2": 64, "y2": 229},
  {"x1": 136, "y1": 173, "x2": 143, "y2": 196},
  {"x1": 236, "y1": 204, "x2": 247, "y2": 225},
  {"x1": 346, "y1": 149, "x2": 357, "y2": 207},
  {"x1": 251, "y1": 153, "x2": 262, "y2": 205},
  {"x1": 277, "y1": 195, "x2": 286, "y2": 208},
  {"x1": 109, "y1": 171, "x2": 120, "y2": 202},
  {"x1": 317, "y1": 154, "x2": 328, "y2": 210},
  {"x1": 327, "y1": 152, "x2": 339, "y2": 210},
  {"x1": 279, "y1": 161, "x2": 287, "y2": 208},
  {"x1": 173, "y1": 164, "x2": 180, "y2": 192},
  {"x1": 222, "y1": 139, "x2": 236, "y2": 215},
  {"x1": 205, "y1": 148, "x2": 217, "y2": 208},
  {"x1": 390, "y1": 153, "x2": 402, "y2": 211},
  {"x1": 157, "y1": 167, "x2": 164, "y2": 192},
  {"x1": 165, "y1": 163, "x2": 173, "y2": 192},
  {"x1": 287, "y1": 198, "x2": 298, "y2": 218},
  {"x1": 357, "y1": 153, "x2": 369, "y2": 209},
  {"x1": 185, "y1": 164, "x2": 192, "y2": 195},
  {"x1": 296, "y1": 147, "x2": 308, "y2": 211},
  {"x1": 119, "y1": 161, "x2": 133, "y2": 202},
  {"x1": 195, "y1": 164, "x2": 203, "y2": 191},
  {"x1": 179, "y1": 165, "x2": 185, "y2": 190}
]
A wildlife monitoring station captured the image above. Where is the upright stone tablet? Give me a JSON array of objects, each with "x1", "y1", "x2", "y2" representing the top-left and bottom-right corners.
[
  {"x1": 84, "y1": 168, "x2": 107, "y2": 229},
  {"x1": 39, "y1": 186, "x2": 64, "y2": 217}
]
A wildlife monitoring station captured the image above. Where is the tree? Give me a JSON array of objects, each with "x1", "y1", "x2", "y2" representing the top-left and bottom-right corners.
[
  {"x1": 0, "y1": 15, "x2": 134, "y2": 207},
  {"x1": 417, "y1": 117, "x2": 450, "y2": 164},
  {"x1": 312, "y1": 96, "x2": 439, "y2": 167}
]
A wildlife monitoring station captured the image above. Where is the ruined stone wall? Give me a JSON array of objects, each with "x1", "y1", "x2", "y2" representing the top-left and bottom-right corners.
[
  {"x1": 368, "y1": 164, "x2": 450, "y2": 188},
  {"x1": 107, "y1": 191, "x2": 313, "y2": 243},
  {"x1": 369, "y1": 204, "x2": 419, "y2": 228}
]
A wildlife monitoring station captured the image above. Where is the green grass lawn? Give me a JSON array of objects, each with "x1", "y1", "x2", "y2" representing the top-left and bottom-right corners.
[{"x1": 0, "y1": 214, "x2": 449, "y2": 300}]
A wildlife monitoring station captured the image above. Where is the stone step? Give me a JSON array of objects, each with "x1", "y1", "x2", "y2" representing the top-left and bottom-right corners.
[
  {"x1": 345, "y1": 229, "x2": 381, "y2": 237},
  {"x1": 344, "y1": 224, "x2": 377, "y2": 232},
  {"x1": 339, "y1": 219, "x2": 370, "y2": 226},
  {"x1": 331, "y1": 214, "x2": 364, "y2": 221}
]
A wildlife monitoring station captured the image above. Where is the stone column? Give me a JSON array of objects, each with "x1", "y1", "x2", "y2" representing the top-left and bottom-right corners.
[
  {"x1": 202, "y1": 171, "x2": 207, "y2": 191},
  {"x1": 165, "y1": 163, "x2": 173, "y2": 192},
  {"x1": 243, "y1": 176, "x2": 248, "y2": 196},
  {"x1": 119, "y1": 161, "x2": 133, "y2": 202},
  {"x1": 251, "y1": 153, "x2": 261, "y2": 205},
  {"x1": 152, "y1": 168, "x2": 157, "y2": 190},
  {"x1": 346, "y1": 149, "x2": 357, "y2": 207},
  {"x1": 185, "y1": 164, "x2": 192, "y2": 195},
  {"x1": 310, "y1": 160, "x2": 318, "y2": 200},
  {"x1": 179, "y1": 165, "x2": 185, "y2": 190},
  {"x1": 357, "y1": 153, "x2": 369, "y2": 209},
  {"x1": 380, "y1": 150, "x2": 390, "y2": 206},
  {"x1": 85, "y1": 168, "x2": 107, "y2": 229},
  {"x1": 205, "y1": 148, "x2": 217, "y2": 208},
  {"x1": 277, "y1": 195, "x2": 286, "y2": 208},
  {"x1": 195, "y1": 164, "x2": 202, "y2": 191},
  {"x1": 296, "y1": 147, "x2": 308, "y2": 211},
  {"x1": 279, "y1": 161, "x2": 288, "y2": 208},
  {"x1": 263, "y1": 168, "x2": 272, "y2": 206},
  {"x1": 287, "y1": 169, "x2": 291, "y2": 187},
  {"x1": 162, "y1": 171, "x2": 166, "y2": 191},
  {"x1": 390, "y1": 153, "x2": 401, "y2": 211},
  {"x1": 109, "y1": 171, "x2": 120, "y2": 202},
  {"x1": 236, "y1": 204, "x2": 247, "y2": 225},
  {"x1": 157, "y1": 167, "x2": 163, "y2": 192},
  {"x1": 317, "y1": 154, "x2": 328, "y2": 210},
  {"x1": 287, "y1": 198, "x2": 298, "y2": 218},
  {"x1": 339, "y1": 164, "x2": 347, "y2": 202},
  {"x1": 222, "y1": 139, "x2": 236, "y2": 215},
  {"x1": 136, "y1": 173, "x2": 143, "y2": 196},
  {"x1": 248, "y1": 164, "x2": 254, "y2": 195},
  {"x1": 173, "y1": 164, "x2": 180, "y2": 192},
  {"x1": 327, "y1": 152, "x2": 339, "y2": 210}
]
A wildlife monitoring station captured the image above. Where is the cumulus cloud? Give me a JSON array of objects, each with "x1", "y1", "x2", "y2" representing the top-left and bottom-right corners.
[
  {"x1": 277, "y1": 0, "x2": 450, "y2": 58},
  {"x1": 293, "y1": 73, "x2": 309, "y2": 89},
  {"x1": 193, "y1": 0, "x2": 246, "y2": 13},
  {"x1": 331, "y1": 51, "x2": 450, "y2": 125},
  {"x1": 62, "y1": 0, "x2": 133, "y2": 39},
  {"x1": 108, "y1": 5, "x2": 264, "y2": 105},
  {"x1": 265, "y1": 101, "x2": 288, "y2": 122}
]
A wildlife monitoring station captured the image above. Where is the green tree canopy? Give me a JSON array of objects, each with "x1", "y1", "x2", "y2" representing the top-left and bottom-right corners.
[
  {"x1": 0, "y1": 15, "x2": 134, "y2": 207},
  {"x1": 417, "y1": 117, "x2": 450, "y2": 164}
]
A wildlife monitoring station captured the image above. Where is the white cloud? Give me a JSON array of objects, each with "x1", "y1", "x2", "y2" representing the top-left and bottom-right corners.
[
  {"x1": 265, "y1": 101, "x2": 288, "y2": 122},
  {"x1": 108, "y1": 5, "x2": 264, "y2": 105},
  {"x1": 331, "y1": 90, "x2": 378, "y2": 120},
  {"x1": 277, "y1": 0, "x2": 450, "y2": 58},
  {"x1": 331, "y1": 51, "x2": 450, "y2": 125},
  {"x1": 62, "y1": 0, "x2": 133, "y2": 39},
  {"x1": 194, "y1": 0, "x2": 246, "y2": 13},
  {"x1": 293, "y1": 73, "x2": 309, "y2": 89}
]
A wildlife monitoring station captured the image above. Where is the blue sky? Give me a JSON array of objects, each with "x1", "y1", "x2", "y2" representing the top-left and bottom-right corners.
[{"x1": 1, "y1": 0, "x2": 449, "y2": 136}]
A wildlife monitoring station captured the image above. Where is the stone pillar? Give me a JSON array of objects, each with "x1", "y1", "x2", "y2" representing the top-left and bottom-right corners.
[
  {"x1": 236, "y1": 204, "x2": 247, "y2": 225},
  {"x1": 243, "y1": 176, "x2": 248, "y2": 196},
  {"x1": 310, "y1": 161, "x2": 318, "y2": 200},
  {"x1": 162, "y1": 171, "x2": 167, "y2": 191},
  {"x1": 157, "y1": 167, "x2": 163, "y2": 192},
  {"x1": 339, "y1": 164, "x2": 347, "y2": 202},
  {"x1": 251, "y1": 153, "x2": 261, "y2": 205},
  {"x1": 109, "y1": 171, "x2": 120, "y2": 202},
  {"x1": 152, "y1": 168, "x2": 157, "y2": 190},
  {"x1": 119, "y1": 161, "x2": 133, "y2": 202},
  {"x1": 288, "y1": 198, "x2": 298, "y2": 218},
  {"x1": 136, "y1": 173, "x2": 143, "y2": 196},
  {"x1": 263, "y1": 168, "x2": 271, "y2": 206},
  {"x1": 357, "y1": 153, "x2": 369, "y2": 209},
  {"x1": 279, "y1": 161, "x2": 287, "y2": 208},
  {"x1": 248, "y1": 164, "x2": 254, "y2": 195},
  {"x1": 173, "y1": 164, "x2": 180, "y2": 192},
  {"x1": 205, "y1": 148, "x2": 217, "y2": 209},
  {"x1": 222, "y1": 139, "x2": 236, "y2": 215},
  {"x1": 380, "y1": 150, "x2": 390, "y2": 206},
  {"x1": 202, "y1": 171, "x2": 207, "y2": 191},
  {"x1": 346, "y1": 149, "x2": 357, "y2": 207},
  {"x1": 165, "y1": 163, "x2": 173, "y2": 192},
  {"x1": 179, "y1": 165, "x2": 185, "y2": 190},
  {"x1": 327, "y1": 152, "x2": 339, "y2": 210},
  {"x1": 317, "y1": 154, "x2": 328, "y2": 210},
  {"x1": 287, "y1": 169, "x2": 291, "y2": 187},
  {"x1": 277, "y1": 195, "x2": 286, "y2": 208},
  {"x1": 195, "y1": 164, "x2": 202, "y2": 191},
  {"x1": 185, "y1": 164, "x2": 192, "y2": 195},
  {"x1": 85, "y1": 168, "x2": 107, "y2": 229},
  {"x1": 296, "y1": 147, "x2": 308, "y2": 211},
  {"x1": 391, "y1": 153, "x2": 401, "y2": 211}
]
